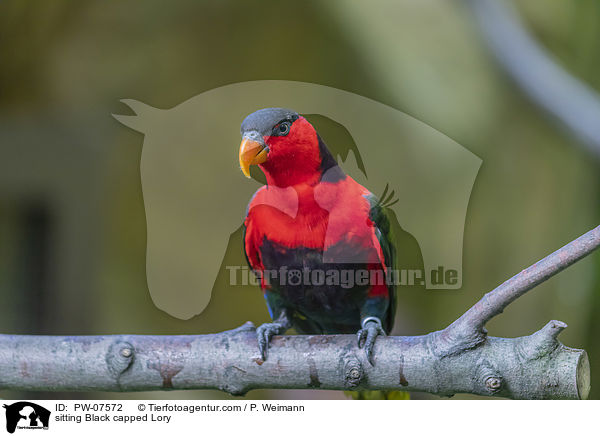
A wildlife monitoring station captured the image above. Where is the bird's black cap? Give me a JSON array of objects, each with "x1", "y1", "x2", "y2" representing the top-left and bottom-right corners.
[{"x1": 241, "y1": 108, "x2": 299, "y2": 136}]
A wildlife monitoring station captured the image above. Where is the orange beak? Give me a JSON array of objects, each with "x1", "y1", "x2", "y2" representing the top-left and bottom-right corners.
[{"x1": 239, "y1": 135, "x2": 268, "y2": 178}]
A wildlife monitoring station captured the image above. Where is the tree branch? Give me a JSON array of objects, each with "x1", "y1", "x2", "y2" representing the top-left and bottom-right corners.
[
  {"x1": 465, "y1": 0, "x2": 600, "y2": 159},
  {"x1": 1, "y1": 226, "x2": 598, "y2": 399},
  {"x1": 437, "y1": 225, "x2": 600, "y2": 355}
]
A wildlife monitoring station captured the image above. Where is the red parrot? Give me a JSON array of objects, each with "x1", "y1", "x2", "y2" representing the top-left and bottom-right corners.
[{"x1": 239, "y1": 108, "x2": 396, "y2": 364}]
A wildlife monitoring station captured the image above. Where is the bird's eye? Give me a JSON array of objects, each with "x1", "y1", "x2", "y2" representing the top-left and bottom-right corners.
[{"x1": 275, "y1": 121, "x2": 290, "y2": 136}]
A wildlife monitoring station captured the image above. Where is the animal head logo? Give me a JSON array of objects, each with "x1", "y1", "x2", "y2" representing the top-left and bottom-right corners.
[
  {"x1": 3, "y1": 402, "x2": 50, "y2": 433},
  {"x1": 114, "y1": 80, "x2": 481, "y2": 320}
]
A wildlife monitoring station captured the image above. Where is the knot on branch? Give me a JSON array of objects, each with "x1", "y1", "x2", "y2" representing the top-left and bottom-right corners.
[
  {"x1": 343, "y1": 356, "x2": 364, "y2": 388},
  {"x1": 106, "y1": 340, "x2": 134, "y2": 379},
  {"x1": 517, "y1": 320, "x2": 567, "y2": 361},
  {"x1": 485, "y1": 376, "x2": 502, "y2": 393},
  {"x1": 219, "y1": 367, "x2": 249, "y2": 397},
  {"x1": 476, "y1": 359, "x2": 503, "y2": 394}
]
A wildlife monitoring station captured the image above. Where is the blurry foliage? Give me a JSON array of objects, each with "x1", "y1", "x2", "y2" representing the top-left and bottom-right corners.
[
  {"x1": 345, "y1": 391, "x2": 410, "y2": 400},
  {"x1": 0, "y1": 0, "x2": 598, "y2": 399}
]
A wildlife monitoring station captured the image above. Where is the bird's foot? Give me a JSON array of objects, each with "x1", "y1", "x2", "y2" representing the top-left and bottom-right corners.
[
  {"x1": 256, "y1": 322, "x2": 286, "y2": 361},
  {"x1": 357, "y1": 317, "x2": 386, "y2": 365}
]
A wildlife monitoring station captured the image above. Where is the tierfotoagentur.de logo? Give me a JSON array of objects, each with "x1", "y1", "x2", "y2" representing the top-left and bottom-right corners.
[{"x1": 2, "y1": 402, "x2": 50, "y2": 434}]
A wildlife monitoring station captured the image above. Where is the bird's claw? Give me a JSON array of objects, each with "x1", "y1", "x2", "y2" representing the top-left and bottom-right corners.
[
  {"x1": 256, "y1": 322, "x2": 285, "y2": 361},
  {"x1": 357, "y1": 317, "x2": 386, "y2": 365}
]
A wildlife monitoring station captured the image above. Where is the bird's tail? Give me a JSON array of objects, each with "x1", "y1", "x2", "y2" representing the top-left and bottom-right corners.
[{"x1": 344, "y1": 391, "x2": 410, "y2": 400}]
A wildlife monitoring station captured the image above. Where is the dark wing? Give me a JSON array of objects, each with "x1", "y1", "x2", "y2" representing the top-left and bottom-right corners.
[{"x1": 366, "y1": 192, "x2": 398, "y2": 334}]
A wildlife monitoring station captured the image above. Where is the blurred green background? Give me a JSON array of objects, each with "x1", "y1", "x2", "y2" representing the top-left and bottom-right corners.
[{"x1": 0, "y1": 0, "x2": 598, "y2": 400}]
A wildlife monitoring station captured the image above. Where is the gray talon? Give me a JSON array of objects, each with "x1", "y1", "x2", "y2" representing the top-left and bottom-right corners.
[
  {"x1": 256, "y1": 322, "x2": 285, "y2": 360},
  {"x1": 357, "y1": 318, "x2": 385, "y2": 365},
  {"x1": 357, "y1": 329, "x2": 367, "y2": 348}
]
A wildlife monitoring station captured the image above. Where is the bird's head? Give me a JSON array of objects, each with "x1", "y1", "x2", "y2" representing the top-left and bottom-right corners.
[{"x1": 239, "y1": 108, "x2": 340, "y2": 187}]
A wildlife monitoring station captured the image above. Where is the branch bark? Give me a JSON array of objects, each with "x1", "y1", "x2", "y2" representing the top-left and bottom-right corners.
[{"x1": 1, "y1": 226, "x2": 598, "y2": 399}]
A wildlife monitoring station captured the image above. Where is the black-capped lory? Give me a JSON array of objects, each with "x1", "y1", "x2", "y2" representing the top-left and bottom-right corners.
[{"x1": 238, "y1": 108, "x2": 397, "y2": 366}]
